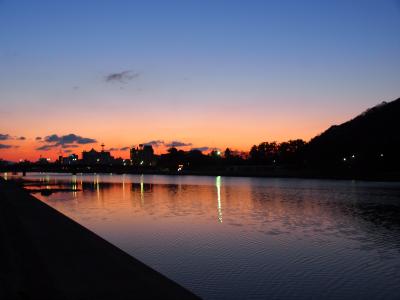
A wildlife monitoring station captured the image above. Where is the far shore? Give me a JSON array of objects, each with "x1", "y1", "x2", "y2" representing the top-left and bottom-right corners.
[{"x1": 3, "y1": 166, "x2": 400, "y2": 182}]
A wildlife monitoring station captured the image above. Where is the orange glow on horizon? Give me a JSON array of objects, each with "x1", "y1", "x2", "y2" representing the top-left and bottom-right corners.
[
  {"x1": 0, "y1": 103, "x2": 355, "y2": 162},
  {"x1": 0, "y1": 129, "x2": 316, "y2": 162}
]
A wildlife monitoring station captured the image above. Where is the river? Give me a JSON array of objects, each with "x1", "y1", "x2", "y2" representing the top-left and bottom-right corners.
[{"x1": 8, "y1": 172, "x2": 400, "y2": 299}]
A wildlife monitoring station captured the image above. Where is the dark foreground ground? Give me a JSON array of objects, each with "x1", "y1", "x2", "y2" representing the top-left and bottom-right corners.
[{"x1": 0, "y1": 178, "x2": 199, "y2": 299}]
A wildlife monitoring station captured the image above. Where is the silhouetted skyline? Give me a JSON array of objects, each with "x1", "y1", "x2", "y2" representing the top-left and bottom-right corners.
[{"x1": 1, "y1": 97, "x2": 399, "y2": 164}]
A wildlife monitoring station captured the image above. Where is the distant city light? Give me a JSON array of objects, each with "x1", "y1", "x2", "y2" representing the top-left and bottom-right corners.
[
  {"x1": 140, "y1": 160, "x2": 144, "y2": 165},
  {"x1": 343, "y1": 158, "x2": 347, "y2": 161},
  {"x1": 351, "y1": 155, "x2": 355, "y2": 158},
  {"x1": 380, "y1": 153, "x2": 384, "y2": 157}
]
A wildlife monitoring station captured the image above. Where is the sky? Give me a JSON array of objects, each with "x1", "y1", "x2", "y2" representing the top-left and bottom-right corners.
[{"x1": 0, "y1": 0, "x2": 399, "y2": 161}]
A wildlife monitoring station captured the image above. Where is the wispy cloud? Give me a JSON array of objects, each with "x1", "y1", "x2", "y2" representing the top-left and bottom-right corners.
[
  {"x1": 165, "y1": 141, "x2": 193, "y2": 147},
  {"x1": 105, "y1": 70, "x2": 140, "y2": 83},
  {"x1": 36, "y1": 145, "x2": 53, "y2": 151},
  {"x1": 106, "y1": 146, "x2": 131, "y2": 151},
  {"x1": 135, "y1": 140, "x2": 193, "y2": 148},
  {"x1": 142, "y1": 140, "x2": 165, "y2": 147},
  {"x1": 61, "y1": 144, "x2": 80, "y2": 149},
  {"x1": 17, "y1": 136, "x2": 26, "y2": 140},
  {"x1": 35, "y1": 137, "x2": 42, "y2": 141},
  {"x1": 191, "y1": 147, "x2": 220, "y2": 152}
]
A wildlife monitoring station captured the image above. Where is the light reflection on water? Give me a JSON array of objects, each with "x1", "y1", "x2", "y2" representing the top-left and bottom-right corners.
[{"x1": 12, "y1": 173, "x2": 400, "y2": 299}]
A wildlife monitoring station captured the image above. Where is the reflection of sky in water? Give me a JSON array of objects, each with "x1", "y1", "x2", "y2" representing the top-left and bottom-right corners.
[{"x1": 10, "y1": 173, "x2": 400, "y2": 299}]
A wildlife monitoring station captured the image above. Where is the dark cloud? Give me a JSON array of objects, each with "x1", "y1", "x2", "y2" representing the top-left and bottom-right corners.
[
  {"x1": 44, "y1": 134, "x2": 97, "y2": 146},
  {"x1": 142, "y1": 140, "x2": 164, "y2": 147},
  {"x1": 119, "y1": 146, "x2": 130, "y2": 151},
  {"x1": 105, "y1": 71, "x2": 140, "y2": 83},
  {"x1": 108, "y1": 147, "x2": 119, "y2": 151},
  {"x1": 0, "y1": 143, "x2": 13, "y2": 149},
  {"x1": 76, "y1": 137, "x2": 96, "y2": 144},
  {"x1": 165, "y1": 141, "x2": 193, "y2": 147},
  {"x1": 0, "y1": 134, "x2": 26, "y2": 141},
  {"x1": 63, "y1": 149, "x2": 73, "y2": 153},
  {"x1": 0, "y1": 134, "x2": 12, "y2": 140},
  {"x1": 36, "y1": 133, "x2": 97, "y2": 151},
  {"x1": 44, "y1": 135, "x2": 61, "y2": 143},
  {"x1": 35, "y1": 136, "x2": 42, "y2": 140}
]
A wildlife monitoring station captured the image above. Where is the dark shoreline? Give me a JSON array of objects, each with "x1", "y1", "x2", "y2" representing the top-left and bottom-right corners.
[{"x1": 0, "y1": 178, "x2": 199, "y2": 299}]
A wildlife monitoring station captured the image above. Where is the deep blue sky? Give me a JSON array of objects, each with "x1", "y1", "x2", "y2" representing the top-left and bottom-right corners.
[{"x1": 0, "y1": 0, "x2": 399, "y2": 159}]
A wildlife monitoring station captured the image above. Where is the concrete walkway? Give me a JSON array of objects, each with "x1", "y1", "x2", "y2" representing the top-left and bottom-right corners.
[{"x1": 0, "y1": 178, "x2": 199, "y2": 299}]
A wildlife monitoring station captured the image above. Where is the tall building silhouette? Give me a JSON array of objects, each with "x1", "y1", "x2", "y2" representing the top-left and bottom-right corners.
[{"x1": 130, "y1": 144, "x2": 155, "y2": 166}]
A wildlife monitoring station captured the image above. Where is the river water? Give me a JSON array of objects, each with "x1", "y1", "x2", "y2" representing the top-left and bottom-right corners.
[{"x1": 8, "y1": 173, "x2": 400, "y2": 299}]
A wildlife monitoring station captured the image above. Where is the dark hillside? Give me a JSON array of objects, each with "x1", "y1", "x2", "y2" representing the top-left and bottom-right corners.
[{"x1": 306, "y1": 98, "x2": 400, "y2": 170}]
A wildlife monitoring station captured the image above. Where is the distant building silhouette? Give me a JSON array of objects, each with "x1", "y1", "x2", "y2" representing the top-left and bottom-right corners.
[
  {"x1": 130, "y1": 144, "x2": 155, "y2": 166},
  {"x1": 58, "y1": 154, "x2": 79, "y2": 165},
  {"x1": 37, "y1": 156, "x2": 51, "y2": 164},
  {"x1": 82, "y1": 147, "x2": 114, "y2": 165}
]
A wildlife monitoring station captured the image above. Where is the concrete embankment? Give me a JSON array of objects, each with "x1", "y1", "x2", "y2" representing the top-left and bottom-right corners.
[{"x1": 0, "y1": 178, "x2": 199, "y2": 299}]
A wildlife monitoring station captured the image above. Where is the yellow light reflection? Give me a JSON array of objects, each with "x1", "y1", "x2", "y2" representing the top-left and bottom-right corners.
[
  {"x1": 95, "y1": 174, "x2": 100, "y2": 201},
  {"x1": 122, "y1": 174, "x2": 126, "y2": 199},
  {"x1": 216, "y1": 176, "x2": 223, "y2": 223},
  {"x1": 71, "y1": 175, "x2": 77, "y2": 198},
  {"x1": 140, "y1": 175, "x2": 144, "y2": 206}
]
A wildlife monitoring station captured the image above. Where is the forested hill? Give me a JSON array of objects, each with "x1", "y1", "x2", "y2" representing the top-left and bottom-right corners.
[{"x1": 306, "y1": 98, "x2": 400, "y2": 167}]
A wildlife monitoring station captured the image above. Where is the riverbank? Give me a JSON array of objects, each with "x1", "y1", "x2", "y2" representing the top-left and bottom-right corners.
[{"x1": 0, "y1": 178, "x2": 198, "y2": 299}]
